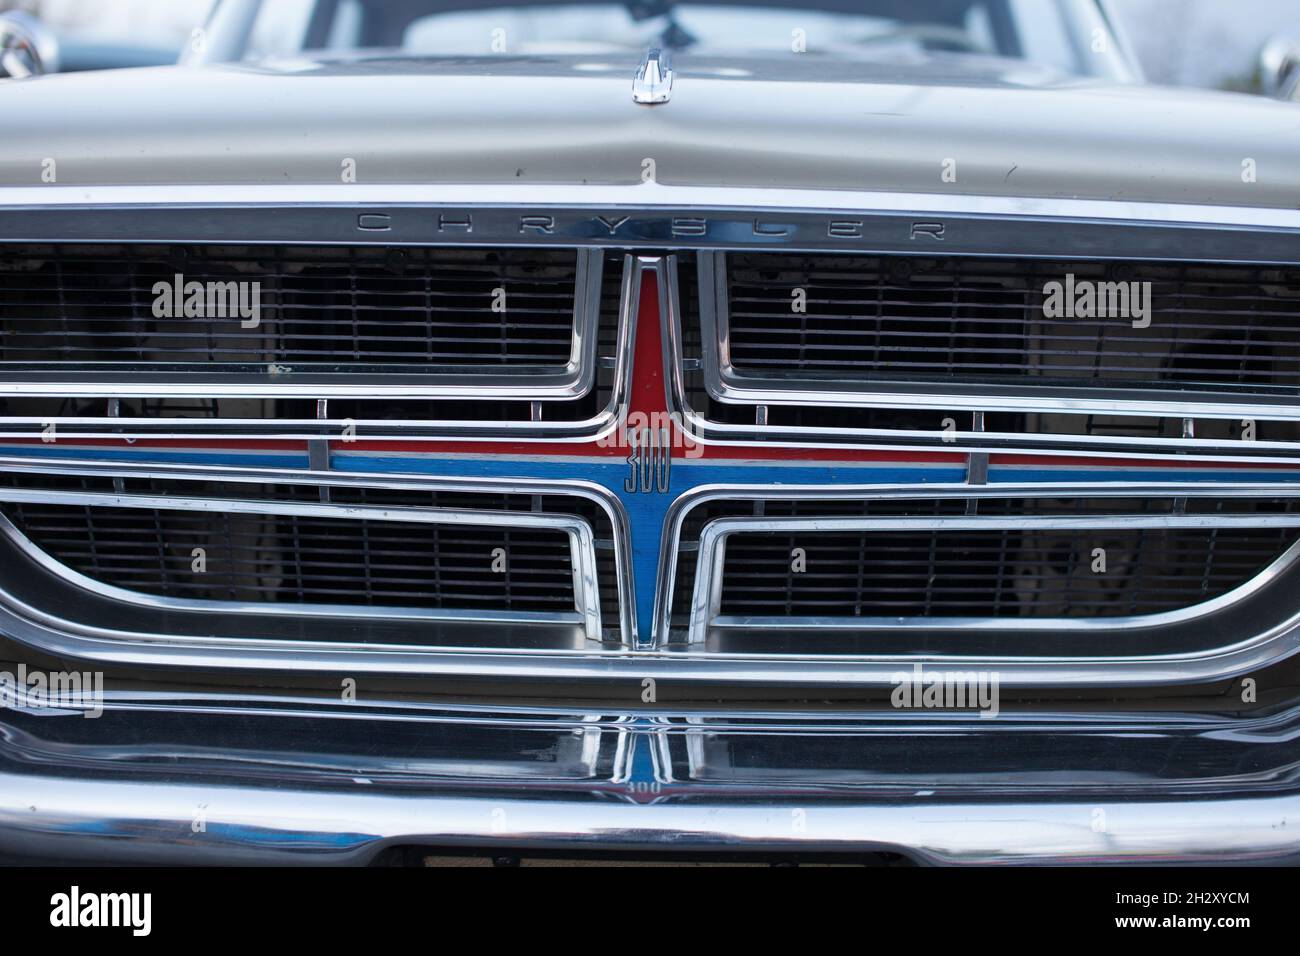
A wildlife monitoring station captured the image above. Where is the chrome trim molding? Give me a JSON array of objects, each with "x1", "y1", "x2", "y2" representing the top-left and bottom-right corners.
[
  {"x1": 0, "y1": 488, "x2": 604, "y2": 639},
  {"x1": 687, "y1": 512, "x2": 1300, "y2": 645},
  {"x1": 3, "y1": 184, "x2": 1300, "y2": 233},
  {"x1": 4, "y1": 697, "x2": 1300, "y2": 865},
  {"x1": 5, "y1": 198, "x2": 1300, "y2": 450},
  {"x1": 0, "y1": 456, "x2": 639, "y2": 661},
  {"x1": 0, "y1": 248, "x2": 606, "y2": 402},
  {"x1": 5, "y1": 460, "x2": 1300, "y2": 686},
  {"x1": 9, "y1": 772, "x2": 1298, "y2": 865},
  {"x1": 697, "y1": 250, "x2": 1300, "y2": 422},
  {"x1": 0, "y1": 253, "x2": 638, "y2": 442},
  {"x1": 652, "y1": 482, "x2": 1300, "y2": 685},
  {"x1": 660, "y1": 255, "x2": 1300, "y2": 461}
]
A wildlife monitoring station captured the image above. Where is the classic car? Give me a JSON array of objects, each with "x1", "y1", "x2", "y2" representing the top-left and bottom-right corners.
[{"x1": 1, "y1": 0, "x2": 1299, "y2": 866}]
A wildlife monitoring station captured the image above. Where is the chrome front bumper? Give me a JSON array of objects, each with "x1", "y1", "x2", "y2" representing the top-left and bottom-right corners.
[{"x1": 3, "y1": 698, "x2": 1298, "y2": 865}]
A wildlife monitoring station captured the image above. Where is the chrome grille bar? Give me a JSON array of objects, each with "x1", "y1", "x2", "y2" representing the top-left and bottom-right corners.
[
  {"x1": 696, "y1": 251, "x2": 1300, "y2": 419},
  {"x1": 664, "y1": 256, "x2": 1300, "y2": 459},
  {"x1": 0, "y1": 244, "x2": 603, "y2": 398},
  {"x1": 719, "y1": 252, "x2": 1300, "y2": 389},
  {"x1": 0, "y1": 458, "x2": 637, "y2": 666},
  {"x1": 0, "y1": 250, "x2": 631, "y2": 441},
  {"x1": 0, "y1": 489, "x2": 602, "y2": 637},
  {"x1": 652, "y1": 483, "x2": 1300, "y2": 682},
  {"x1": 688, "y1": 513, "x2": 1300, "y2": 645}
]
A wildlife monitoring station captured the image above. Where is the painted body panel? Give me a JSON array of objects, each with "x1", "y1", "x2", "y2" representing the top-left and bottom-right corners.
[{"x1": 0, "y1": 51, "x2": 1297, "y2": 208}]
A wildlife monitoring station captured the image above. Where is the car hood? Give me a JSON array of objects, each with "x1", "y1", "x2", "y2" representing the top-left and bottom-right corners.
[{"x1": 1, "y1": 50, "x2": 1298, "y2": 209}]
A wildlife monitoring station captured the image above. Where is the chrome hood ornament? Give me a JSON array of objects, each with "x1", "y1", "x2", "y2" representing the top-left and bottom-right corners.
[{"x1": 632, "y1": 48, "x2": 673, "y2": 105}]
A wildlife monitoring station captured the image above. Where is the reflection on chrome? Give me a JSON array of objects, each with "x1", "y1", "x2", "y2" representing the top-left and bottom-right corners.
[{"x1": 3, "y1": 694, "x2": 1300, "y2": 864}]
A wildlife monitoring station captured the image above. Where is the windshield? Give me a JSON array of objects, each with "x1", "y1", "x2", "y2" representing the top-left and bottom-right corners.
[{"x1": 225, "y1": 0, "x2": 1106, "y2": 75}]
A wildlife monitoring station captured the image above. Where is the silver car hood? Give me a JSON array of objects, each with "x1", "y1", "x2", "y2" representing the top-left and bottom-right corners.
[{"x1": 1, "y1": 50, "x2": 1298, "y2": 209}]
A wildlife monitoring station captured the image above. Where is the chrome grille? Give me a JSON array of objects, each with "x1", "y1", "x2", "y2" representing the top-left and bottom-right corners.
[
  {"x1": 0, "y1": 244, "x2": 582, "y2": 370},
  {"x1": 3, "y1": 502, "x2": 578, "y2": 615},
  {"x1": 0, "y1": 468, "x2": 632, "y2": 650},
  {"x1": 721, "y1": 253, "x2": 1300, "y2": 392},
  {"x1": 0, "y1": 248, "x2": 626, "y2": 440},
  {"x1": 668, "y1": 492, "x2": 1300, "y2": 657},
  {"x1": 720, "y1": 527, "x2": 1296, "y2": 619},
  {"x1": 674, "y1": 254, "x2": 1300, "y2": 453}
]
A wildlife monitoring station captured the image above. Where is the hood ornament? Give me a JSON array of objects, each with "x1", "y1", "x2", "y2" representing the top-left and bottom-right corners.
[{"x1": 633, "y1": 48, "x2": 673, "y2": 105}]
